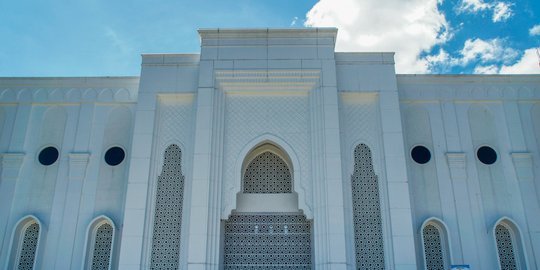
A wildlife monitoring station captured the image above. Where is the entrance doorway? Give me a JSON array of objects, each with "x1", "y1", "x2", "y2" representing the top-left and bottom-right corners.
[
  {"x1": 223, "y1": 212, "x2": 311, "y2": 269},
  {"x1": 222, "y1": 143, "x2": 312, "y2": 269}
]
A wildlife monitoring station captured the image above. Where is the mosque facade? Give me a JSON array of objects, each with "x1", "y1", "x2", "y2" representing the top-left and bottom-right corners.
[{"x1": 1, "y1": 28, "x2": 540, "y2": 270}]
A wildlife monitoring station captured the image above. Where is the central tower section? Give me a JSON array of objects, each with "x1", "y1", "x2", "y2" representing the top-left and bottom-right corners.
[{"x1": 187, "y1": 28, "x2": 350, "y2": 269}]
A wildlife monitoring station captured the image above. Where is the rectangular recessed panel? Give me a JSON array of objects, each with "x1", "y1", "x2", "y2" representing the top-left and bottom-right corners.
[{"x1": 223, "y1": 213, "x2": 311, "y2": 269}]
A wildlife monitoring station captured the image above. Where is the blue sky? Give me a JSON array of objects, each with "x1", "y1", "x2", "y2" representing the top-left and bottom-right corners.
[{"x1": 1, "y1": 0, "x2": 539, "y2": 76}]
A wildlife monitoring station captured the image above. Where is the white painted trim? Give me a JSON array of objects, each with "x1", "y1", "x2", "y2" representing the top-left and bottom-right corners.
[{"x1": 5, "y1": 215, "x2": 43, "y2": 270}]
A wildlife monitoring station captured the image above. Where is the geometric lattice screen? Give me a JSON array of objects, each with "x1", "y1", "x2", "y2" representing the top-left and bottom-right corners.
[
  {"x1": 223, "y1": 213, "x2": 312, "y2": 269},
  {"x1": 243, "y1": 151, "x2": 292, "y2": 193},
  {"x1": 91, "y1": 223, "x2": 113, "y2": 270},
  {"x1": 495, "y1": 224, "x2": 518, "y2": 270},
  {"x1": 17, "y1": 222, "x2": 40, "y2": 270},
  {"x1": 351, "y1": 144, "x2": 385, "y2": 269},
  {"x1": 150, "y1": 144, "x2": 185, "y2": 270},
  {"x1": 422, "y1": 224, "x2": 446, "y2": 270}
]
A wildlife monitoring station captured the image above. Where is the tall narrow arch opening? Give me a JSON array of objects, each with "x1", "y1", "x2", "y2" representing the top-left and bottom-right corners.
[
  {"x1": 421, "y1": 219, "x2": 451, "y2": 270},
  {"x1": 150, "y1": 144, "x2": 185, "y2": 270},
  {"x1": 494, "y1": 219, "x2": 526, "y2": 270},
  {"x1": 223, "y1": 143, "x2": 312, "y2": 269},
  {"x1": 351, "y1": 143, "x2": 385, "y2": 269},
  {"x1": 8, "y1": 216, "x2": 42, "y2": 270},
  {"x1": 84, "y1": 216, "x2": 115, "y2": 270}
]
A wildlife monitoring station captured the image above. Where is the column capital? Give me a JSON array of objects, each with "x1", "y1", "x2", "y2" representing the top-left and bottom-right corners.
[
  {"x1": 1, "y1": 152, "x2": 25, "y2": 167},
  {"x1": 446, "y1": 152, "x2": 467, "y2": 180},
  {"x1": 446, "y1": 152, "x2": 466, "y2": 168},
  {"x1": 68, "y1": 152, "x2": 90, "y2": 180},
  {"x1": 510, "y1": 152, "x2": 532, "y2": 167},
  {"x1": 511, "y1": 152, "x2": 533, "y2": 181},
  {"x1": 1, "y1": 152, "x2": 25, "y2": 180}
]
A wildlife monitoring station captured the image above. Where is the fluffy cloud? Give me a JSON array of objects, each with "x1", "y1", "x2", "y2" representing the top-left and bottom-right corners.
[
  {"x1": 304, "y1": 0, "x2": 449, "y2": 73},
  {"x1": 426, "y1": 38, "x2": 522, "y2": 73},
  {"x1": 460, "y1": 0, "x2": 490, "y2": 12},
  {"x1": 425, "y1": 49, "x2": 461, "y2": 72},
  {"x1": 529, "y1": 24, "x2": 540, "y2": 36},
  {"x1": 458, "y1": 0, "x2": 513, "y2": 22},
  {"x1": 500, "y1": 48, "x2": 540, "y2": 74},
  {"x1": 492, "y1": 2, "x2": 513, "y2": 22},
  {"x1": 460, "y1": 38, "x2": 518, "y2": 65}
]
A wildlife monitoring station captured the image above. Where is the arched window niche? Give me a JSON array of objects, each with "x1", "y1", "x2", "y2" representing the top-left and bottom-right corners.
[
  {"x1": 150, "y1": 144, "x2": 185, "y2": 270},
  {"x1": 83, "y1": 215, "x2": 115, "y2": 270},
  {"x1": 236, "y1": 143, "x2": 299, "y2": 213},
  {"x1": 493, "y1": 217, "x2": 527, "y2": 270},
  {"x1": 420, "y1": 218, "x2": 451, "y2": 270},
  {"x1": 7, "y1": 215, "x2": 43, "y2": 270}
]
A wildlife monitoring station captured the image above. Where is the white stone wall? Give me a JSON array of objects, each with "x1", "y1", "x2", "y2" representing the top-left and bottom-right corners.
[
  {"x1": 1, "y1": 29, "x2": 539, "y2": 270},
  {"x1": 0, "y1": 77, "x2": 138, "y2": 269},
  {"x1": 398, "y1": 75, "x2": 540, "y2": 270}
]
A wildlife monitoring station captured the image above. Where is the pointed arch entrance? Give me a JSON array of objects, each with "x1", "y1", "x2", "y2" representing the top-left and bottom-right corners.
[{"x1": 222, "y1": 143, "x2": 312, "y2": 269}]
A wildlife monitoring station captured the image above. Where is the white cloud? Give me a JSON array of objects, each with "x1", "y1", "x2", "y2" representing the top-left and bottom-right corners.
[
  {"x1": 492, "y1": 2, "x2": 512, "y2": 22},
  {"x1": 304, "y1": 0, "x2": 449, "y2": 73},
  {"x1": 500, "y1": 48, "x2": 540, "y2": 74},
  {"x1": 425, "y1": 48, "x2": 461, "y2": 72},
  {"x1": 529, "y1": 24, "x2": 540, "y2": 36},
  {"x1": 458, "y1": 0, "x2": 513, "y2": 22},
  {"x1": 460, "y1": 38, "x2": 518, "y2": 65},
  {"x1": 474, "y1": 65, "x2": 499, "y2": 74},
  {"x1": 425, "y1": 38, "x2": 520, "y2": 73},
  {"x1": 460, "y1": 0, "x2": 490, "y2": 12}
]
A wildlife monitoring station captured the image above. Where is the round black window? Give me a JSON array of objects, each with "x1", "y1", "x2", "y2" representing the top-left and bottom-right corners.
[
  {"x1": 38, "y1": 146, "x2": 59, "y2": 166},
  {"x1": 477, "y1": 146, "x2": 497, "y2": 165},
  {"x1": 105, "y1": 147, "x2": 125, "y2": 166},
  {"x1": 411, "y1": 145, "x2": 431, "y2": 164}
]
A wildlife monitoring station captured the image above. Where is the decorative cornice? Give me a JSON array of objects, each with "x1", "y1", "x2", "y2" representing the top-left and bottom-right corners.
[
  {"x1": 511, "y1": 152, "x2": 534, "y2": 181},
  {"x1": 0, "y1": 87, "x2": 137, "y2": 103},
  {"x1": 215, "y1": 69, "x2": 321, "y2": 94},
  {"x1": 198, "y1": 28, "x2": 338, "y2": 40},
  {"x1": 397, "y1": 76, "x2": 540, "y2": 101},
  {"x1": 0, "y1": 77, "x2": 139, "y2": 103}
]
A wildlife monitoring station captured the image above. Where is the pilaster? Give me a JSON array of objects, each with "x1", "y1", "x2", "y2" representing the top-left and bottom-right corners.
[
  {"x1": 379, "y1": 91, "x2": 417, "y2": 270},
  {"x1": 504, "y1": 100, "x2": 540, "y2": 269},
  {"x1": 118, "y1": 91, "x2": 157, "y2": 270},
  {"x1": 0, "y1": 103, "x2": 31, "y2": 249},
  {"x1": 186, "y1": 86, "x2": 214, "y2": 269},
  {"x1": 511, "y1": 152, "x2": 540, "y2": 268},
  {"x1": 441, "y1": 100, "x2": 481, "y2": 266},
  {"x1": 52, "y1": 152, "x2": 90, "y2": 269},
  {"x1": 0, "y1": 104, "x2": 31, "y2": 259},
  {"x1": 311, "y1": 83, "x2": 349, "y2": 270},
  {"x1": 0, "y1": 153, "x2": 25, "y2": 263}
]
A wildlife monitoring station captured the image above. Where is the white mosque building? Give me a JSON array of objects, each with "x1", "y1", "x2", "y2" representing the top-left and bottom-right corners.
[{"x1": 1, "y1": 28, "x2": 539, "y2": 270}]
